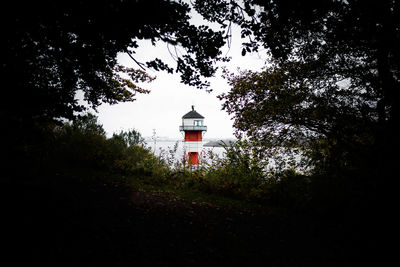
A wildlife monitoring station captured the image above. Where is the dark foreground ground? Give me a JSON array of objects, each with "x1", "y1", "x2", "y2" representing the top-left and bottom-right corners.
[{"x1": 1, "y1": 172, "x2": 376, "y2": 266}]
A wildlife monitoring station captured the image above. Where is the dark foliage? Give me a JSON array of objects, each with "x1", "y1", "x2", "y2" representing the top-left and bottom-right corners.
[
  {"x1": 2, "y1": 0, "x2": 226, "y2": 128},
  {"x1": 195, "y1": 0, "x2": 399, "y2": 181}
]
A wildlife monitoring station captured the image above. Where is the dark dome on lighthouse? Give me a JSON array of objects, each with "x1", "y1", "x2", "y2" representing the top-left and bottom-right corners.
[{"x1": 182, "y1": 105, "x2": 204, "y2": 119}]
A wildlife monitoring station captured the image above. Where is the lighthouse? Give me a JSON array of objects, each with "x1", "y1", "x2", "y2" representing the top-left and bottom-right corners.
[{"x1": 179, "y1": 106, "x2": 207, "y2": 165}]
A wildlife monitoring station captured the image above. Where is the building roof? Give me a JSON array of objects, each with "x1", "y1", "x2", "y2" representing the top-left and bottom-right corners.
[{"x1": 182, "y1": 106, "x2": 204, "y2": 119}]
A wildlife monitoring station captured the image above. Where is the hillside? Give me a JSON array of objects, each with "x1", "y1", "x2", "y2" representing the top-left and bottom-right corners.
[{"x1": 203, "y1": 139, "x2": 236, "y2": 147}]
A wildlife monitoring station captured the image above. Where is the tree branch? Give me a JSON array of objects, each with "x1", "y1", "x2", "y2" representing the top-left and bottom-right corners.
[{"x1": 126, "y1": 51, "x2": 146, "y2": 71}]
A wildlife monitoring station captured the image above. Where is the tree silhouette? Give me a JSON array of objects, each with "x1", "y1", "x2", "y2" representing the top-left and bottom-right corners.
[
  {"x1": 2, "y1": 0, "x2": 226, "y2": 124},
  {"x1": 196, "y1": 0, "x2": 399, "y2": 174}
]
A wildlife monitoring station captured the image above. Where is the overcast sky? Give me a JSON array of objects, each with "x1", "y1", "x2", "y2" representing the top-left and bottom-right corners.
[{"x1": 95, "y1": 8, "x2": 266, "y2": 139}]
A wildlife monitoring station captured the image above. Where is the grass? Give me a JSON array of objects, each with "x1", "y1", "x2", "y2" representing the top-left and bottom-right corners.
[
  {"x1": 118, "y1": 172, "x2": 268, "y2": 212},
  {"x1": 39, "y1": 163, "x2": 266, "y2": 213}
]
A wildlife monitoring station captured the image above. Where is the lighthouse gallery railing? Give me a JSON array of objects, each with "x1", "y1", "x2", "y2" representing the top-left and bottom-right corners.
[{"x1": 179, "y1": 125, "x2": 207, "y2": 131}]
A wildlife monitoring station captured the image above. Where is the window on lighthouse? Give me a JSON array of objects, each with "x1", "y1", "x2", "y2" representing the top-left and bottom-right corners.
[{"x1": 194, "y1": 120, "x2": 202, "y2": 126}]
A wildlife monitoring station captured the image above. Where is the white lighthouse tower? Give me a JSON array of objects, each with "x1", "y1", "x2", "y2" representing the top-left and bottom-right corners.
[{"x1": 179, "y1": 106, "x2": 207, "y2": 165}]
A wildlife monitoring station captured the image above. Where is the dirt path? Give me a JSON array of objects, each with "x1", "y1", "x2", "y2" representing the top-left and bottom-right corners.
[{"x1": 1, "y1": 176, "x2": 368, "y2": 266}]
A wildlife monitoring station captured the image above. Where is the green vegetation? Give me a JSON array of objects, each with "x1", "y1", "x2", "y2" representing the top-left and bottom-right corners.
[{"x1": 13, "y1": 114, "x2": 374, "y2": 221}]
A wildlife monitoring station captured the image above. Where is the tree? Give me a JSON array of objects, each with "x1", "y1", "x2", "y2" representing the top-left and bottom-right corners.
[
  {"x1": 220, "y1": 62, "x2": 376, "y2": 172},
  {"x1": 195, "y1": 0, "x2": 400, "y2": 174},
  {"x1": 2, "y1": 0, "x2": 227, "y2": 125},
  {"x1": 111, "y1": 129, "x2": 146, "y2": 148},
  {"x1": 68, "y1": 113, "x2": 107, "y2": 137}
]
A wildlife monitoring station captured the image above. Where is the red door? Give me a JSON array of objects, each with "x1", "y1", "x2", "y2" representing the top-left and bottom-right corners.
[{"x1": 188, "y1": 152, "x2": 199, "y2": 165}]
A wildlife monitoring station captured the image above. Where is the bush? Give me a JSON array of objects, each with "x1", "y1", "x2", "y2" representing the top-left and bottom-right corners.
[
  {"x1": 260, "y1": 169, "x2": 311, "y2": 209},
  {"x1": 50, "y1": 114, "x2": 109, "y2": 169},
  {"x1": 165, "y1": 140, "x2": 269, "y2": 200},
  {"x1": 30, "y1": 113, "x2": 167, "y2": 178}
]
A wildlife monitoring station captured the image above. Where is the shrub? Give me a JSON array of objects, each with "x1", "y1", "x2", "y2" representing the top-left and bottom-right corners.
[
  {"x1": 172, "y1": 140, "x2": 268, "y2": 200},
  {"x1": 39, "y1": 113, "x2": 168, "y2": 178},
  {"x1": 50, "y1": 113, "x2": 109, "y2": 169}
]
